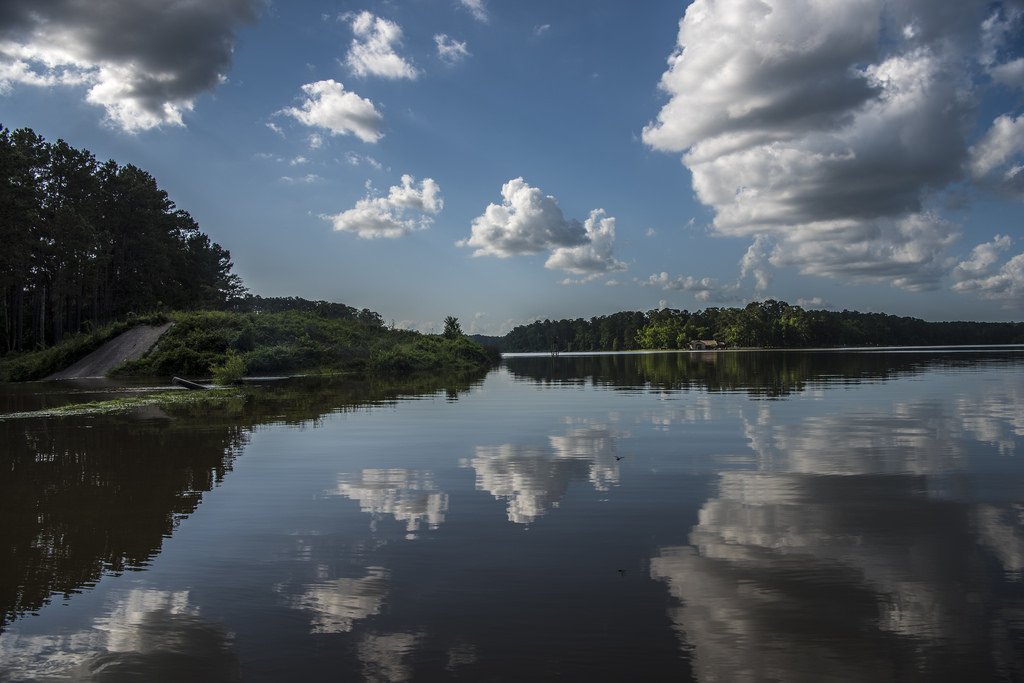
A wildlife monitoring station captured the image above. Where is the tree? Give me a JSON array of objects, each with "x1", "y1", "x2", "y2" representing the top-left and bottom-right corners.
[{"x1": 443, "y1": 315, "x2": 462, "y2": 339}]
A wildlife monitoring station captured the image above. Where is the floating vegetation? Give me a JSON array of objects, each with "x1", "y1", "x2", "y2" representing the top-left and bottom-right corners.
[{"x1": 0, "y1": 388, "x2": 243, "y2": 420}]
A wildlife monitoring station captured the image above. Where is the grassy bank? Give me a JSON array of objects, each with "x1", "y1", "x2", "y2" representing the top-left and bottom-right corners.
[
  {"x1": 111, "y1": 310, "x2": 500, "y2": 379},
  {"x1": 1, "y1": 310, "x2": 500, "y2": 383}
]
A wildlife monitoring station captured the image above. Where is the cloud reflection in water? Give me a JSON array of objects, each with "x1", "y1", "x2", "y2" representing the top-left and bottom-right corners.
[
  {"x1": 335, "y1": 468, "x2": 448, "y2": 535},
  {"x1": 463, "y1": 423, "x2": 623, "y2": 523},
  {"x1": 652, "y1": 390, "x2": 1024, "y2": 681}
]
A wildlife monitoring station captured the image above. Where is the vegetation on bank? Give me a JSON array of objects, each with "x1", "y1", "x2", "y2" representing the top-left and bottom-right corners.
[
  {"x1": 499, "y1": 300, "x2": 1024, "y2": 352},
  {"x1": 108, "y1": 310, "x2": 499, "y2": 379}
]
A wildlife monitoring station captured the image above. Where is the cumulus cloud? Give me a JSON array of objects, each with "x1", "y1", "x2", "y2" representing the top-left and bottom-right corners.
[
  {"x1": 545, "y1": 210, "x2": 627, "y2": 280},
  {"x1": 280, "y1": 80, "x2": 383, "y2": 143},
  {"x1": 345, "y1": 11, "x2": 418, "y2": 80},
  {"x1": 991, "y1": 57, "x2": 1024, "y2": 88},
  {"x1": 458, "y1": 0, "x2": 488, "y2": 23},
  {"x1": 458, "y1": 178, "x2": 587, "y2": 256},
  {"x1": 458, "y1": 178, "x2": 625, "y2": 280},
  {"x1": 969, "y1": 113, "x2": 1024, "y2": 196},
  {"x1": 739, "y1": 235, "x2": 773, "y2": 292},
  {"x1": 796, "y1": 296, "x2": 830, "y2": 309},
  {"x1": 345, "y1": 152, "x2": 383, "y2": 170},
  {"x1": 324, "y1": 174, "x2": 442, "y2": 239},
  {"x1": 0, "y1": 0, "x2": 260, "y2": 131},
  {"x1": 644, "y1": 0, "x2": 1024, "y2": 292},
  {"x1": 953, "y1": 235, "x2": 1024, "y2": 302},
  {"x1": 435, "y1": 34, "x2": 470, "y2": 64},
  {"x1": 640, "y1": 272, "x2": 741, "y2": 303}
]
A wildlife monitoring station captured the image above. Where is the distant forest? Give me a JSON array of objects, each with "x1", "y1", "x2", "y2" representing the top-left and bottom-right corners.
[
  {"x1": 494, "y1": 300, "x2": 1024, "y2": 352},
  {"x1": 0, "y1": 126, "x2": 244, "y2": 353}
]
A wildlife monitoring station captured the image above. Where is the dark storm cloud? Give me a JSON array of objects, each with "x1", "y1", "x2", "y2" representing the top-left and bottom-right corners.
[{"x1": 0, "y1": 0, "x2": 261, "y2": 129}]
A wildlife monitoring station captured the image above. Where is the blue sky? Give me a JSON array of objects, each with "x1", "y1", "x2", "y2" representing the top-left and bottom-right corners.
[{"x1": 2, "y1": 0, "x2": 1023, "y2": 333}]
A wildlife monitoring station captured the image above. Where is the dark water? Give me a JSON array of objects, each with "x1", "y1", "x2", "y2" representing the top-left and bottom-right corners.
[{"x1": 1, "y1": 349, "x2": 1023, "y2": 681}]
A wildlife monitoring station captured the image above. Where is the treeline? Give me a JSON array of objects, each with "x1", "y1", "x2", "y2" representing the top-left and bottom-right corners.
[
  {"x1": 1, "y1": 125, "x2": 244, "y2": 354},
  {"x1": 228, "y1": 294, "x2": 385, "y2": 327},
  {"x1": 501, "y1": 300, "x2": 1024, "y2": 352}
]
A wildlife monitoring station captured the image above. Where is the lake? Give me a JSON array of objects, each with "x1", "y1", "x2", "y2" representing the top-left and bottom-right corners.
[{"x1": 1, "y1": 349, "x2": 1023, "y2": 681}]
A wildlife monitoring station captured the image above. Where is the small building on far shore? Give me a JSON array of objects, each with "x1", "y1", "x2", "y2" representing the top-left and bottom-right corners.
[{"x1": 689, "y1": 339, "x2": 720, "y2": 350}]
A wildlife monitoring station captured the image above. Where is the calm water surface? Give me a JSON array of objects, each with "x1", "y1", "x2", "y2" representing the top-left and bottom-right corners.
[{"x1": 1, "y1": 350, "x2": 1023, "y2": 681}]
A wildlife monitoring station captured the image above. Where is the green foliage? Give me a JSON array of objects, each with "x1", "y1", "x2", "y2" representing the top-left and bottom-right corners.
[
  {"x1": 211, "y1": 349, "x2": 245, "y2": 385},
  {"x1": 111, "y1": 310, "x2": 498, "y2": 379},
  {"x1": 443, "y1": 315, "x2": 463, "y2": 339},
  {"x1": 0, "y1": 125, "x2": 245, "y2": 356},
  {"x1": 502, "y1": 300, "x2": 1024, "y2": 352}
]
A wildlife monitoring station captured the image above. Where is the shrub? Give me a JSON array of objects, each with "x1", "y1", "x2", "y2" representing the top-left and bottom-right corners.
[{"x1": 211, "y1": 349, "x2": 245, "y2": 385}]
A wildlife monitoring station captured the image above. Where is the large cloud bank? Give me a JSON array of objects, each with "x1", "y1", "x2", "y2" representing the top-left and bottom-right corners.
[
  {"x1": 644, "y1": 0, "x2": 1024, "y2": 298},
  {"x1": 0, "y1": 0, "x2": 260, "y2": 131}
]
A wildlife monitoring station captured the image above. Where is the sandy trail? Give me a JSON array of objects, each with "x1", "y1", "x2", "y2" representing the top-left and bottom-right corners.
[{"x1": 45, "y1": 322, "x2": 174, "y2": 380}]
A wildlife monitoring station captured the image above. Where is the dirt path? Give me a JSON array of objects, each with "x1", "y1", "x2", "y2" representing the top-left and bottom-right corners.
[{"x1": 45, "y1": 322, "x2": 174, "y2": 380}]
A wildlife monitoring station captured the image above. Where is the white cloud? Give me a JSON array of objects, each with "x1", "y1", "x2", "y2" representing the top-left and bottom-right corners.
[
  {"x1": 307, "y1": 133, "x2": 323, "y2": 149},
  {"x1": 345, "y1": 152, "x2": 383, "y2": 170},
  {"x1": 796, "y1": 297, "x2": 830, "y2": 309},
  {"x1": 324, "y1": 174, "x2": 442, "y2": 239},
  {"x1": 281, "y1": 174, "x2": 321, "y2": 184},
  {"x1": 953, "y1": 235, "x2": 1024, "y2": 302},
  {"x1": 435, "y1": 34, "x2": 470, "y2": 65},
  {"x1": 289, "y1": 156, "x2": 308, "y2": 166},
  {"x1": 969, "y1": 113, "x2": 1024, "y2": 196},
  {"x1": 991, "y1": 57, "x2": 1024, "y2": 89},
  {"x1": 641, "y1": 272, "x2": 741, "y2": 303},
  {"x1": 459, "y1": 178, "x2": 626, "y2": 280},
  {"x1": 645, "y1": 227, "x2": 657, "y2": 237},
  {"x1": 534, "y1": 24, "x2": 551, "y2": 37},
  {"x1": 281, "y1": 80, "x2": 383, "y2": 143},
  {"x1": 644, "y1": 0, "x2": 1022, "y2": 292},
  {"x1": 458, "y1": 0, "x2": 488, "y2": 23},
  {"x1": 739, "y1": 235, "x2": 773, "y2": 292},
  {"x1": 345, "y1": 11, "x2": 418, "y2": 80},
  {"x1": 953, "y1": 234, "x2": 1013, "y2": 279},
  {"x1": 458, "y1": 178, "x2": 588, "y2": 257},
  {"x1": 0, "y1": 0, "x2": 259, "y2": 131},
  {"x1": 546, "y1": 209, "x2": 627, "y2": 278}
]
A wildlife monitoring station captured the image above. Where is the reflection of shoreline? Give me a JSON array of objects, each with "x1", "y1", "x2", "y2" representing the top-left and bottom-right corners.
[
  {"x1": 463, "y1": 423, "x2": 623, "y2": 523},
  {"x1": 505, "y1": 349, "x2": 1024, "y2": 398},
  {"x1": 0, "y1": 372, "x2": 487, "y2": 631}
]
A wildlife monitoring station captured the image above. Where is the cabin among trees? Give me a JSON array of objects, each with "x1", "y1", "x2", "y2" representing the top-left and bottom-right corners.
[
  {"x1": 0, "y1": 126, "x2": 245, "y2": 354},
  {"x1": 688, "y1": 339, "x2": 720, "y2": 350}
]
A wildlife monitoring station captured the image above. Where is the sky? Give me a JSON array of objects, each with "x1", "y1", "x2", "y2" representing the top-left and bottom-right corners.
[{"x1": 1, "y1": 0, "x2": 1023, "y2": 333}]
